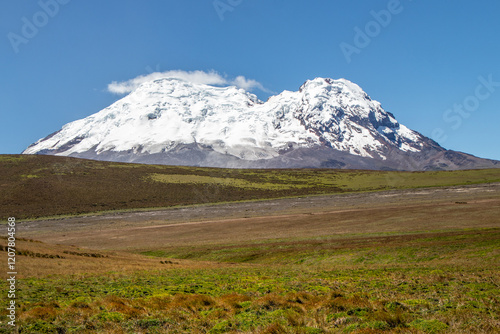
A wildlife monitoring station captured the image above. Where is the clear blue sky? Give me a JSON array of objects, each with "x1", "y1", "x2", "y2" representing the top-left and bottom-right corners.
[{"x1": 2, "y1": 0, "x2": 499, "y2": 160}]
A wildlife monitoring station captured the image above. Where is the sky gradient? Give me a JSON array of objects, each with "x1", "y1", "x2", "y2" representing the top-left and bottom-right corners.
[{"x1": 2, "y1": 0, "x2": 499, "y2": 160}]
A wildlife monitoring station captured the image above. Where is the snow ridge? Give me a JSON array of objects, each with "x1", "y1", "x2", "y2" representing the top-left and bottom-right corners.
[{"x1": 24, "y1": 77, "x2": 425, "y2": 161}]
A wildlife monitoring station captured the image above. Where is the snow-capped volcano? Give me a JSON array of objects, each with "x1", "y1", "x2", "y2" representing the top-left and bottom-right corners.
[{"x1": 24, "y1": 77, "x2": 498, "y2": 170}]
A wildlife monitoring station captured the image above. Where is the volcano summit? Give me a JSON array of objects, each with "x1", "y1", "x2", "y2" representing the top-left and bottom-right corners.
[{"x1": 24, "y1": 77, "x2": 498, "y2": 170}]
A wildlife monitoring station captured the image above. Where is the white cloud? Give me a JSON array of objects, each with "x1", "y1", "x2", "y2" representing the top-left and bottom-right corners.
[
  {"x1": 107, "y1": 70, "x2": 272, "y2": 95},
  {"x1": 230, "y1": 76, "x2": 273, "y2": 93}
]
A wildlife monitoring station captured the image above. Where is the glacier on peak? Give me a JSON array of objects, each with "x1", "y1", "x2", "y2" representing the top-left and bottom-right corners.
[{"x1": 24, "y1": 76, "x2": 434, "y2": 166}]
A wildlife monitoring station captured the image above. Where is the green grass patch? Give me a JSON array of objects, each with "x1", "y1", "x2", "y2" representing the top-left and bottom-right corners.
[
  {"x1": 140, "y1": 229, "x2": 500, "y2": 266},
  {"x1": 147, "y1": 172, "x2": 300, "y2": 190},
  {"x1": 410, "y1": 319, "x2": 449, "y2": 333}
]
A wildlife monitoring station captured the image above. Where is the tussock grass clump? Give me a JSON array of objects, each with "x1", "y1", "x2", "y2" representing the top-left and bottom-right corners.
[{"x1": 9, "y1": 270, "x2": 496, "y2": 333}]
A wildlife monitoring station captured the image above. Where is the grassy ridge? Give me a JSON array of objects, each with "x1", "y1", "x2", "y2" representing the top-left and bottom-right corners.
[{"x1": 1, "y1": 154, "x2": 500, "y2": 220}]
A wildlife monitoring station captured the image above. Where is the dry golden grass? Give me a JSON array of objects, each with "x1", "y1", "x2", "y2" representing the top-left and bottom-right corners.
[
  {"x1": 0, "y1": 237, "x2": 229, "y2": 280},
  {"x1": 19, "y1": 197, "x2": 500, "y2": 252}
]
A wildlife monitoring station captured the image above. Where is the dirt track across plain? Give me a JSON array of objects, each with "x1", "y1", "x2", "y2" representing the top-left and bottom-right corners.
[{"x1": 17, "y1": 183, "x2": 500, "y2": 251}]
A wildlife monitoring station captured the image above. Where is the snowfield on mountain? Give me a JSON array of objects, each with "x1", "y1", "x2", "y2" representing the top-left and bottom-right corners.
[{"x1": 24, "y1": 77, "x2": 499, "y2": 170}]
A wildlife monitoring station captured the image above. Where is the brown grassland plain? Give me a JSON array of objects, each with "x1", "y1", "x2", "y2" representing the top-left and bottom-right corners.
[{"x1": 0, "y1": 155, "x2": 499, "y2": 333}]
